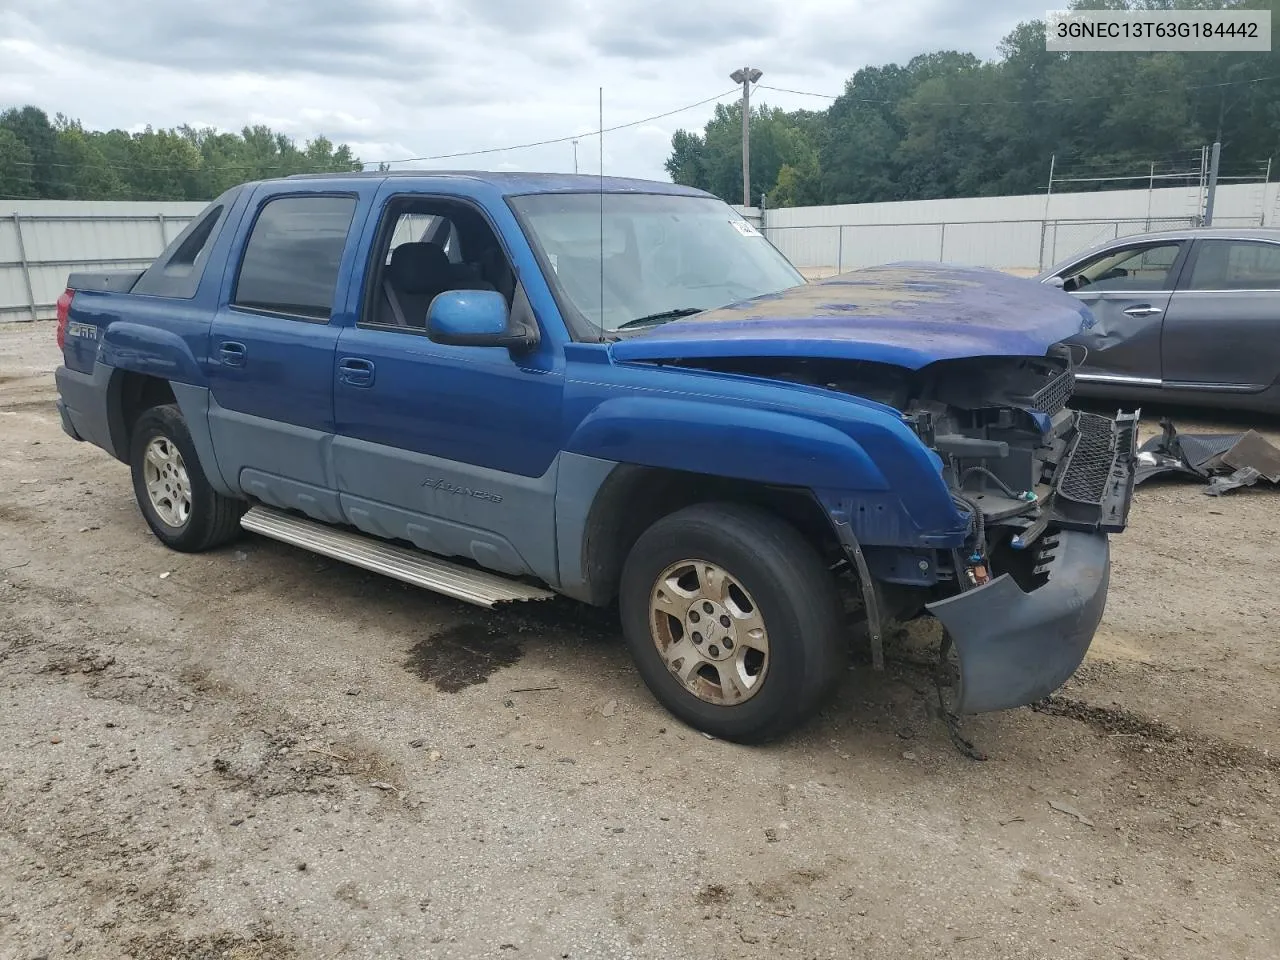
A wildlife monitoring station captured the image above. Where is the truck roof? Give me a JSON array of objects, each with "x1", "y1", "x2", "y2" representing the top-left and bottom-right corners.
[{"x1": 281, "y1": 170, "x2": 713, "y2": 197}]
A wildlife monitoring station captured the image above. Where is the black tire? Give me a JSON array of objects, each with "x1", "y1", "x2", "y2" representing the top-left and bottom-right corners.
[
  {"x1": 619, "y1": 502, "x2": 846, "y2": 743},
  {"x1": 129, "y1": 403, "x2": 245, "y2": 552}
]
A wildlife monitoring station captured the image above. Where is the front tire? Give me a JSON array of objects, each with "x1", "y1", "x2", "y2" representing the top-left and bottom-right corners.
[
  {"x1": 619, "y1": 502, "x2": 846, "y2": 743},
  {"x1": 129, "y1": 404, "x2": 244, "y2": 552}
]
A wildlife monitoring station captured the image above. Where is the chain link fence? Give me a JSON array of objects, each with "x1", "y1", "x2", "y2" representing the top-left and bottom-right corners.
[{"x1": 765, "y1": 215, "x2": 1264, "y2": 279}]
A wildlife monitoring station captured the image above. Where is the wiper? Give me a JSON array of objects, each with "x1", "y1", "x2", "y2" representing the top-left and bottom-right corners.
[{"x1": 614, "y1": 307, "x2": 704, "y2": 330}]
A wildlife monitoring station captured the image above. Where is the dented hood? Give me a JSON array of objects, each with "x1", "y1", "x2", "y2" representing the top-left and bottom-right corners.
[{"x1": 610, "y1": 263, "x2": 1095, "y2": 371}]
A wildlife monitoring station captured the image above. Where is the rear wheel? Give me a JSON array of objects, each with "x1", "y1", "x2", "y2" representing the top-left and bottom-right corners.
[
  {"x1": 129, "y1": 404, "x2": 244, "y2": 552},
  {"x1": 619, "y1": 502, "x2": 846, "y2": 743}
]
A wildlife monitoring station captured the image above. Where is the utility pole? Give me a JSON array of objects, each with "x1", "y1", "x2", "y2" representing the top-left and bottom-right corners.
[
  {"x1": 1203, "y1": 140, "x2": 1222, "y2": 226},
  {"x1": 729, "y1": 67, "x2": 763, "y2": 208},
  {"x1": 572, "y1": 139, "x2": 579, "y2": 175}
]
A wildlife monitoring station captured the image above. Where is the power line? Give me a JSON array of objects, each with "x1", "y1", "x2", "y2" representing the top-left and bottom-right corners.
[
  {"x1": 757, "y1": 74, "x2": 1280, "y2": 107},
  {"x1": 5, "y1": 88, "x2": 739, "y2": 177},
  {"x1": 370, "y1": 89, "x2": 738, "y2": 167}
]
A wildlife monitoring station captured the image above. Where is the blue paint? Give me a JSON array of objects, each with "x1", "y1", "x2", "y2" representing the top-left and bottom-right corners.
[
  {"x1": 611, "y1": 263, "x2": 1096, "y2": 370},
  {"x1": 55, "y1": 173, "x2": 1090, "y2": 586}
]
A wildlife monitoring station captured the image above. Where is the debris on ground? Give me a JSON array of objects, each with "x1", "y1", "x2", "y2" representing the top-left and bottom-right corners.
[
  {"x1": 1048, "y1": 799, "x2": 1096, "y2": 827},
  {"x1": 1134, "y1": 419, "x2": 1280, "y2": 495}
]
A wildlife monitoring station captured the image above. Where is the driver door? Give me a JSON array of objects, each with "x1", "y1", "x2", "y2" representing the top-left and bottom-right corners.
[{"x1": 1057, "y1": 240, "x2": 1188, "y2": 386}]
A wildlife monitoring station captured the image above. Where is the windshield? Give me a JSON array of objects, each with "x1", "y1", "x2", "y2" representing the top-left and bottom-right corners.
[{"x1": 509, "y1": 193, "x2": 805, "y2": 337}]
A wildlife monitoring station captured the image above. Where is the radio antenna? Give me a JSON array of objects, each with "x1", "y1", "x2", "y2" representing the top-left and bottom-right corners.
[{"x1": 598, "y1": 86, "x2": 605, "y2": 342}]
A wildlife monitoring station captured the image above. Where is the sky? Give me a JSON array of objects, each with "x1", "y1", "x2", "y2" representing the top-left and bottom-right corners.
[{"x1": 1, "y1": 0, "x2": 1050, "y2": 182}]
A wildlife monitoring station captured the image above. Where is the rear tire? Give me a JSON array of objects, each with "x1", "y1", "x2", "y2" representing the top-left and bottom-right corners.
[
  {"x1": 129, "y1": 404, "x2": 244, "y2": 552},
  {"x1": 619, "y1": 502, "x2": 846, "y2": 743}
]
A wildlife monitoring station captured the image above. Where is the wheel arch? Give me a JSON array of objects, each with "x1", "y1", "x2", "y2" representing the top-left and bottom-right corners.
[{"x1": 565, "y1": 462, "x2": 843, "y2": 607}]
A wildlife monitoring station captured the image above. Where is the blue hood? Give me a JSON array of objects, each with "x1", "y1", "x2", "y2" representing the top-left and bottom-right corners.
[{"x1": 610, "y1": 263, "x2": 1095, "y2": 371}]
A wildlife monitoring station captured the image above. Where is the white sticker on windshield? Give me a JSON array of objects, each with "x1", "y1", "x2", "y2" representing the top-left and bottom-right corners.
[
  {"x1": 548, "y1": 253, "x2": 559, "y2": 272},
  {"x1": 731, "y1": 219, "x2": 762, "y2": 237}
]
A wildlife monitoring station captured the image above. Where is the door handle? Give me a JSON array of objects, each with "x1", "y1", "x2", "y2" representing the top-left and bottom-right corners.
[
  {"x1": 218, "y1": 341, "x2": 247, "y2": 366},
  {"x1": 338, "y1": 357, "x2": 375, "y2": 387},
  {"x1": 1122, "y1": 305, "x2": 1163, "y2": 318}
]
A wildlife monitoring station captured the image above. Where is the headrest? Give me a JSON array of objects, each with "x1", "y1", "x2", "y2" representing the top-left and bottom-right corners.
[{"x1": 388, "y1": 242, "x2": 450, "y2": 295}]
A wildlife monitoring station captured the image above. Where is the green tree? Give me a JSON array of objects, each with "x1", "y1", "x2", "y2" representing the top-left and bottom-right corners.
[
  {"x1": 0, "y1": 127, "x2": 33, "y2": 197},
  {"x1": 0, "y1": 106, "x2": 58, "y2": 197}
]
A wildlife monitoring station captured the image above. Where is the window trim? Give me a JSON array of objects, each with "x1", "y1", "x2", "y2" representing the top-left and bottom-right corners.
[
  {"x1": 1179, "y1": 237, "x2": 1280, "y2": 293},
  {"x1": 356, "y1": 192, "x2": 520, "y2": 335},
  {"x1": 1057, "y1": 239, "x2": 1188, "y2": 294},
  {"x1": 230, "y1": 191, "x2": 359, "y2": 324}
]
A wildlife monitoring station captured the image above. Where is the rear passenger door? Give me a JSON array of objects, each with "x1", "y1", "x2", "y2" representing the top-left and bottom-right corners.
[
  {"x1": 1162, "y1": 238, "x2": 1280, "y2": 391},
  {"x1": 207, "y1": 189, "x2": 363, "y2": 522}
]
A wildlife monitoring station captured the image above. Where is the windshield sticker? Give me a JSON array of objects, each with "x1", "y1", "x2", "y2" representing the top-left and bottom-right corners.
[
  {"x1": 548, "y1": 253, "x2": 559, "y2": 272},
  {"x1": 731, "y1": 219, "x2": 762, "y2": 237}
]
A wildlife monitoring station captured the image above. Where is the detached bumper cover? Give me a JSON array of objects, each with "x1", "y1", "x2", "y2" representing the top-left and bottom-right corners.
[{"x1": 925, "y1": 530, "x2": 1109, "y2": 713}]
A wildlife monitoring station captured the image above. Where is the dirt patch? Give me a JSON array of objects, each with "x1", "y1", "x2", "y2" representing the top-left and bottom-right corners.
[{"x1": 127, "y1": 926, "x2": 296, "y2": 960}]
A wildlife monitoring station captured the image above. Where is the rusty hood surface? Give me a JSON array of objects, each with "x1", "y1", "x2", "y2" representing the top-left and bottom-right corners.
[{"x1": 610, "y1": 263, "x2": 1095, "y2": 370}]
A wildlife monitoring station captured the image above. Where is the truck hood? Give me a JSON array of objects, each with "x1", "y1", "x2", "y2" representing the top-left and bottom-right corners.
[{"x1": 609, "y1": 263, "x2": 1095, "y2": 371}]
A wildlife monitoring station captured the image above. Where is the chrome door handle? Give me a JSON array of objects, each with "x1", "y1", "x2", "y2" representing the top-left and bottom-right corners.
[{"x1": 1122, "y1": 305, "x2": 1163, "y2": 317}]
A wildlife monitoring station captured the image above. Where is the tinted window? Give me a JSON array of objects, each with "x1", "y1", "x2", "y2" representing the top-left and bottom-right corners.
[
  {"x1": 132, "y1": 188, "x2": 237, "y2": 299},
  {"x1": 1064, "y1": 243, "x2": 1181, "y2": 292},
  {"x1": 234, "y1": 195, "x2": 356, "y2": 319},
  {"x1": 1189, "y1": 240, "x2": 1280, "y2": 290}
]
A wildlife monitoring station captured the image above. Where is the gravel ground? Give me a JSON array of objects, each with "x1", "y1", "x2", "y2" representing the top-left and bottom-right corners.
[{"x1": 1, "y1": 320, "x2": 1278, "y2": 960}]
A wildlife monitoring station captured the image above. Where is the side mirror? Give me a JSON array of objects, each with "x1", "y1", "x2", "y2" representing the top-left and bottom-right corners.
[
  {"x1": 426, "y1": 290, "x2": 537, "y2": 350},
  {"x1": 1045, "y1": 275, "x2": 1065, "y2": 289}
]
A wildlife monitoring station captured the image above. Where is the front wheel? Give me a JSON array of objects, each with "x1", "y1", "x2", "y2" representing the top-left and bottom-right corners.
[
  {"x1": 619, "y1": 503, "x2": 847, "y2": 743},
  {"x1": 129, "y1": 404, "x2": 245, "y2": 552}
]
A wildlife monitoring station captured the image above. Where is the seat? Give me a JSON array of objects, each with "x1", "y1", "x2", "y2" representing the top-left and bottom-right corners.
[{"x1": 382, "y1": 241, "x2": 453, "y2": 327}]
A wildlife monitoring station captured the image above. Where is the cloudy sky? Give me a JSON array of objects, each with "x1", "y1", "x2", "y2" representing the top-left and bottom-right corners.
[{"x1": 1, "y1": 0, "x2": 1048, "y2": 182}]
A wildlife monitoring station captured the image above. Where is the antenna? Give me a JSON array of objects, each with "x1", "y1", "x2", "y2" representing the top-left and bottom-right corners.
[{"x1": 598, "y1": 86, "x2": 605, "y2": 342}]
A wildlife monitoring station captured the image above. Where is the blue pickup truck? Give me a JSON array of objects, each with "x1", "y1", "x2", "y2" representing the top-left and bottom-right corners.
[{"x1": 53, "y1": 171, "x2": 1136, "y2": 742}]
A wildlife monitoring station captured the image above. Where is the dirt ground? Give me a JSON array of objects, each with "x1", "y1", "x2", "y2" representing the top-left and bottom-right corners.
[{"x1": 1, "y1": 320, "x2": 1277, "y2": 960}]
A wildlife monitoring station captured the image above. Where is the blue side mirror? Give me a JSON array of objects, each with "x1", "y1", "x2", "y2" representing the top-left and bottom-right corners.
[{"x1": 427, "y1": 290, "x2": 535, "y2": 349}]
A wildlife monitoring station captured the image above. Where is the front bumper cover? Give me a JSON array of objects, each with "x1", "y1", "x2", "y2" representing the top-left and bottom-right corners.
[{"x1": 925, "y1": 529, "x2": 1110, "y2": 713}]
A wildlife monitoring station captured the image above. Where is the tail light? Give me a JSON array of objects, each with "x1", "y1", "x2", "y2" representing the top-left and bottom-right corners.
[{"x1": 55, "y1": 288, "x2": 74, "y2": 351}]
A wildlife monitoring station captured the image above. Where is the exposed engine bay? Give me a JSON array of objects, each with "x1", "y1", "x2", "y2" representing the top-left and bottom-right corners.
[{"x1": 672, "y1": 347, "x2": 1138, "y2": 593}]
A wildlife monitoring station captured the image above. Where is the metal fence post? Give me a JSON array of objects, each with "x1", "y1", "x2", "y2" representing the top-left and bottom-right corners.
[
  {"x1": 836, "y1": 225, "x2": 844, "y2": 275},
  {"x1": 12, "y1": 214, "x2": 37, "y2": 322},
  {"x1": 938, "y1": 222, "x2": 947, "y2": 261},
  {"x1": 157, "y1": 212, "x2": 168, "y2": 246}
]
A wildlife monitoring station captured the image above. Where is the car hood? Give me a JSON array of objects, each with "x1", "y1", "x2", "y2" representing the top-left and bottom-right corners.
[{"x1": 609, "y1": 263, "x2": 1095, "y2": 371}]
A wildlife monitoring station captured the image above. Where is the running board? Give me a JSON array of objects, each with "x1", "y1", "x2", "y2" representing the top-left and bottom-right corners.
[{"x1": 240, "y1": 505, "x2": 555, "y2": 608}]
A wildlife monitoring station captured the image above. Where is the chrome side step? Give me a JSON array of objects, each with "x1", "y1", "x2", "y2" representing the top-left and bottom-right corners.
[{"x1": 240, "y1": 505, "x2": 555, "y2": 608}]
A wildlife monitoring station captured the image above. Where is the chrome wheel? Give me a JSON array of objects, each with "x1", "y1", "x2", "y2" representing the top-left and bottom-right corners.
[
  {"x1": 649, "y1": 559, "x2": 769, "y2": 706},
  {"x1": 142, "y1": 436, "x2": 191, "y2": 528}
]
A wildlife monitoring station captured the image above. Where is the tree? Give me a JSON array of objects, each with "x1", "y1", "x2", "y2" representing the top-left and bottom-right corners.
[
  {"x1": 0, "y1": 106, "x2": 58, "y2": 197},
  {"x1": 0, "y1": 128, "x2": 33, "y2": 197},
  {"x1": 664, "y1": 0, "x2": 1280, "y2": 206}
]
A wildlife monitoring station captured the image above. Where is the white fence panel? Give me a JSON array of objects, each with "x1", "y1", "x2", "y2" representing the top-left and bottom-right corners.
[{"x1": 1, "y1": 202, "x2": 203, "y2": 322}]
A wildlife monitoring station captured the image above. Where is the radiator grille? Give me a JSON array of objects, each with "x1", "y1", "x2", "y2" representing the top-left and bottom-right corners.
[{"x1": 1058, "y1": 412, "x2": 1114, "y2": 504}]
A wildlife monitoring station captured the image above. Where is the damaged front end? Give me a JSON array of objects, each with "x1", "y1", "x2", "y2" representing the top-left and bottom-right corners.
[
  {"x1": 685, "y1": 345, "x2": 1138, "y2": 713},
  {"x1": 904, "y1": 346, "x2": 1139, "y2": 712}
]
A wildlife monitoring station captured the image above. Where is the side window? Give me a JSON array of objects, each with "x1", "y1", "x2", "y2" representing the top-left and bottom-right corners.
[
  {"x1": 364, "y1": 200, "x2": 516, "y2": 331},
  {"x1": 1063, "y1": 243, "x2": 1181, "y2": 292},
  {"x1": 1188, "y1": 240, "x2": 1280, "y2": 291},
  {"x1": 233, "y1": 195, "x2": 357, "y2": 320}
]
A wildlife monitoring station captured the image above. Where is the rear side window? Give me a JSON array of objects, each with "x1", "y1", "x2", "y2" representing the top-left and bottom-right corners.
[
  {"x1": 233, "y1": 195, "x2": 357, "y2": 320},
  {"x1": 1188, "y1": 240, "x2": 1280, "y2": 291},
  {"x1": 132, "y1": 189, "x2": 236, "y2": 299}
]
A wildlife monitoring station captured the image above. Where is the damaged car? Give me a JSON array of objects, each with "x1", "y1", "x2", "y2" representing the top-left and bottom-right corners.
[
  {"x1": 54, "y1": 172, "x2": 1136, "y2": 742},
  {"x1": 1038, "y1": 227, "x2": 1280, "y2": 414}
]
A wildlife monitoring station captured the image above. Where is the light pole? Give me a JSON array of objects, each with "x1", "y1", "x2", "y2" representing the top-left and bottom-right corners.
[
  {"x1": 729, "y1": 67, "x2": 762, "y2": 207},
  {"x1": 572, "y1": 139, "x2": 579, "y2": 175}
]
